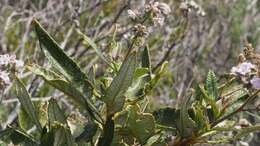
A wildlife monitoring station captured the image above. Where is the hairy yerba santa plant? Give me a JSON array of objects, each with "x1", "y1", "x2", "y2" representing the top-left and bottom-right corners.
[
  {"x1": 0, "y1": 18, "x2": 169, "y2": 146},
  {"x1": 0, "y1": 15, "x2": 259, "y2": 146}
]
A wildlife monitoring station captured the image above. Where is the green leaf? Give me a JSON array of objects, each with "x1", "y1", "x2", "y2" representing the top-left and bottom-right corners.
[
  {"x1": 48, "y1": 99, "x2": 73, "y2": 146},
  {"x1": 15, "y1": 76, "x2": 42, "y2": 132},
  {"x1": 176, "y1": 96, "x2": 196, "y2": 138},
  {"x1": 9, "y1": 128, "x2": 37, "y2": 145},
  {"x1": 145, "y1": 134, "x2": 167, "y2": 146},
  {"x1": 116, "y1": 105, "x2": 155, "y2": 145},
  {"x1": 134, "y1": 68, "x2": 149, "y2": 79},
  {"x1": 234, "y1": 125, "x2": 260, "y2": 140},
  {"x1": 206, "y1": 70, "x2": 218, "y2": 100},
  {"x1": 110, "y1": 132, "x2": 130, "y2": 146},
  {"x1": 75, "y1": 122, "x2": 98, "y2": 143},
  {"x1": 40, "y1": 127, "x2": 54, "y2": 146},
  {"x1": 127, "y1": 106, "x2": 155, "y2": 145},
  {"x1": 141, "y1": 46, "x2": 152, "y2": 81},
  {"x1": 153, "y1": 108, "x2": 177, "y2": 128},
  {"x1": 88, "y1": 66, "x2": 96, "y2": 86},
  {"x1": 28, "y1": 65, "x2": 102, "y2": 123},
  {"x1": 150, "y1": 61, "x2": 168, "y2": 88},
  {"x1": 0, "y1": 128, "x2": 14, "y2": 139},
  {"x1": 28, "y1": 65, "x2": 86, "y2": 106},
  {"x1": 48, "y1": 98, "x2": 67, "y2": 125},
  {"x1": 199, "y1": 84, "x2": 220, "y2": 120},
  {"x1": 130, "y1": 113, "x2": 155, "y2": 145},
  {"x1": 104, "y1": 53, "x2": 137, "y2": 114},
  {"x1": 97, "y1": 115, "x2": 115, "y2": 146},
  {"x1": 18, "y1": 107, "x2": 34, "y2": 131},
  {"x1": 125, "y1": 67, "x2": 150, "y2": 100},
  {"x1": 33, "y1": 19, "x2": 90, "y2": 86},
  {"x1": 52, "y1": 127, "x2": 73, "y2": 146},
  {"x1": 193, "y1": 103, "x2": 210, "y2": 131}
]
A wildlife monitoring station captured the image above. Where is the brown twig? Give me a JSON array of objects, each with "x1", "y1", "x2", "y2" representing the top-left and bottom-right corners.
[{"x1": 211, "y1": 89, "x2": 260, "y2": 128}]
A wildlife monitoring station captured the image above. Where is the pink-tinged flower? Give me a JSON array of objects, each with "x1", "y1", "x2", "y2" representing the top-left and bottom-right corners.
[
  {"x1": 157, "y1": 2, "x2": 171, "y2": 15},
  {"x1": 231, "y1": 62, "x2": 255, "y2": 76},
  {"x1": 148, "y1": 2, "x2": 171, "y2": 15},
  {"x1": 0, "y1": 54, "x2": 18, "y2": 65},
  {"x1": 0, "y1": 54, "x2": 24, "y2": 69},
  {"x1": 250, "y1": 77, "x2": 260, "y2": 89},
  {"x1": 9, "y1": 54, "x2": 17, "y2": 63},
  {"x1": 0, "y1": 71, "x2": 11, "y2": 85},
  {"x1": 0, "y1": 54, "x2": 10, "y2": 65}
]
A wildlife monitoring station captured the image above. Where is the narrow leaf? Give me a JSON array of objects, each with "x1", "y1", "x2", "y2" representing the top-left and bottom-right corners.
[
  {"x1": 234, "y1": 125, "x2": 260, "y2": 140},
  {"x1": 18, "y1": 107, "x2": 34, "y2": 130},
  {"x1": 153, "y1": 108, "x2": 177, "y2": 128},
  {"x1": 104, "y1": 53, "x2": 137, "y2": 114},
  {"x1": 28, "y1": 65, "x2": 86, "y2": 107},
  {"x1": 28, "y1": 65, "x2": 102, "y2": 123},
  {"x1": 176, "y1": 96, "x2": 196, "y2": 138},
  {"x1": 9, "y1": 127, "x2": 38, "y2": 145},
  {"x1": 53, "y1": 127, "x2": 73, "y2": 146},
  {"x1": 48, "y1": 99, "x2": 74, "y2": 146},
  {"x1": 97, "y1": 115, "x2": 115, "y2": 146},
  {"x1": 33, "y1": 19, "x2": 89, "y2": 85},
  {"x1": 48, "y1": 98, "x2": 67, "y2": 125},
  {"x1": 199, "y1": 84, "x2": 220, "y2": 119},
  {"x1": 15, "y1": 76, "x2": 42, "y2": 132},
  {"x1": 0, "y1": 128, "x2": 14, "y2": 139},
  {"x1": 75, "y1": 122, "x2": 98, "y2": 143},
  {"x1": 142, "y1": 46, "x2": 152, "y2": 81},
  {"x1": 206, "y1": 70, "x2": 218, "y2": 100}
]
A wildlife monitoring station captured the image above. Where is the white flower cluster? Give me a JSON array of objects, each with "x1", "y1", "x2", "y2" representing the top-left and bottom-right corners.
[
  {"x1": 127, "y1": 1, "x2": 171, "y2": 26},
  {"x1": 0, "y1": 71, "x2": 10, "y2": 85},
  {"x1": 230, "y1": 45, "x2": 260, "y2": 90},
  {"x1": 146, "y1": 1, "x2": 171, "y2": 26},
  {"x1": 127, "y1": 9, "x2": 140, "y2": 20},
  {"x1": 180, "y1": 0, "x2": 206, "y2": 16},
  {"x1": 231, "y1": 62, "x2": 255, "y2": 76},
  {"x1": 146, "y1": 1, "x2": 171, "y2": 16},
  {"x1": 231, "y1": 62, "x2": 260, "y2": 89},
  {"x1": 0, "y1": 54, "x2": 24, "y2": 88}
]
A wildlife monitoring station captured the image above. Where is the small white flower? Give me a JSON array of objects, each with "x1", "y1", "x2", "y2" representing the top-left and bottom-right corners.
[
  {"x1": 9, "y1": 54, "x2": 17, "y2": 63},
  {"x1": 231, "y1": 62, "x2": 255, "y2": 76},
  {"x1": 189, "y1": 0, "x2": 199, "y2": 9},
  {"x1": 180, "y1": 2, "x2": 189, "y2": 11},
  {"x1": 147, "y1": 2, "x2": 160, "y2": 14},
  {"x1": 0, "y1": 71, "x2": 11, "y2": 85},
  {"x1": 250, "y1": 77, "x2": 260, "y2": 89},
  {"x1": 0, "y1": 54, "x2": 24, "y2": 70},
  {"x1": 0, "y1": 54, "x2": 18, "y2": 65},
  {"x1": 0, "y1": 54, "x2": 10, "y2": 65},
  {"x1": 153, "y1": 17, "x2": 165, "y2": 26},
  {"x1": 15, "y1": 60, "x2": 24, "y2": 69},
  {"x1": 127, "y1": 9, "x2": 138, "y2": 19},
  {"x1": 179, "y1": 1, "x2": 205, "y2": 16}
]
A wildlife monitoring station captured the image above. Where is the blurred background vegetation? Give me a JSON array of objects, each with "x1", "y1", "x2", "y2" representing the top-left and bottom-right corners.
[{"x1": 0, "y1": 0, "x2": 259, "y2": 145}]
